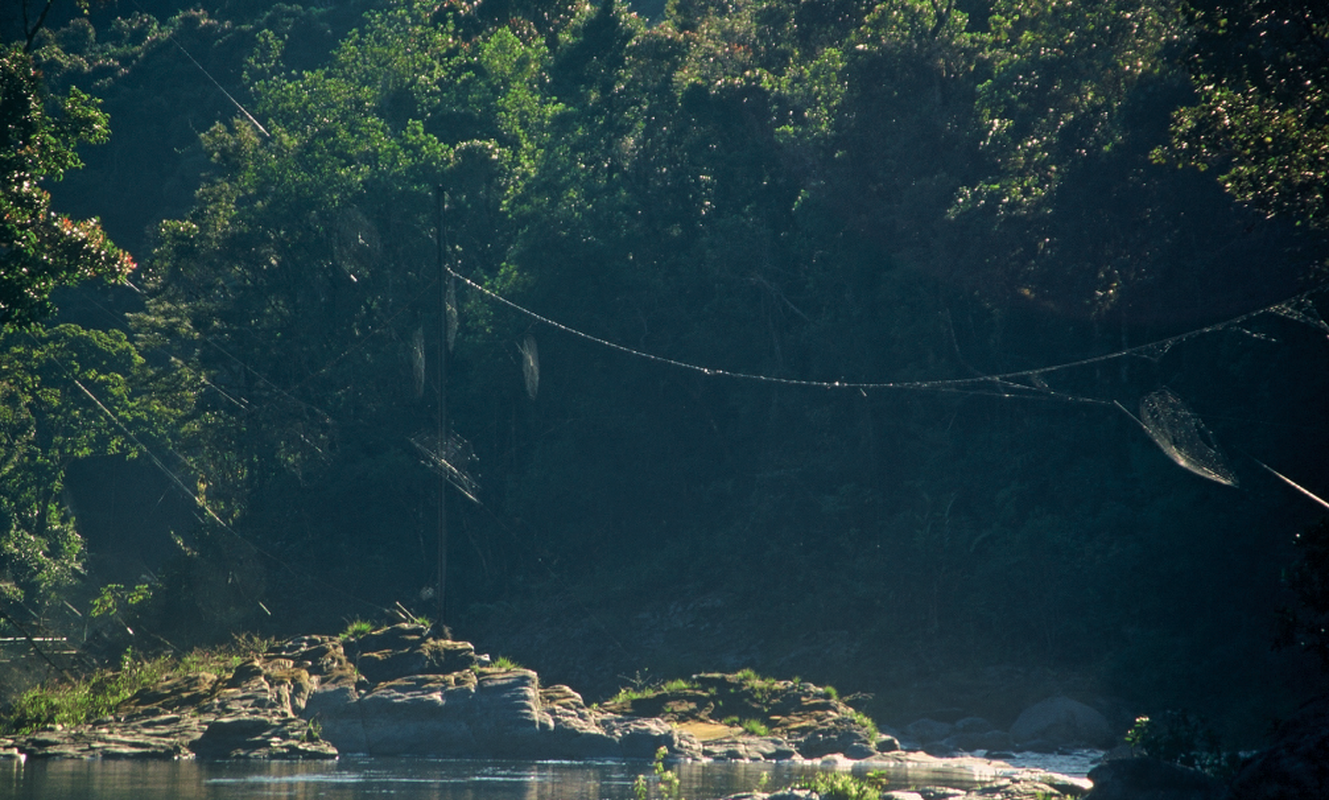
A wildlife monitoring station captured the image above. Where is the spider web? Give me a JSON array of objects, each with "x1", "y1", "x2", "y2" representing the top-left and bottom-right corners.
[
  {"x1": 518, "y1": 334, "x2": 539, "y2": 400},
  {"x1": 409, "y1": 430, "x2": 480, "y2": 503},
  {"x1": 1118, "y1": 389, "x2": 1239, "y2": 487}
]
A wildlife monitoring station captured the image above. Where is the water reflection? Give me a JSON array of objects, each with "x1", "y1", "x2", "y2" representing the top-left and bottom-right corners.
[
  {"x1": 0, "y1": 758, "x2": 800, "y2": 800},
  {"x1": 0, "y1": 754, "x2": 1096, "y2": 799}
]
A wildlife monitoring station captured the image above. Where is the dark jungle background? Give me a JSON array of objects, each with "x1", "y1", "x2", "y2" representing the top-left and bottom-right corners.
[{"x1": 3, "y1": 0, "x2": 1327, "y2": 747}]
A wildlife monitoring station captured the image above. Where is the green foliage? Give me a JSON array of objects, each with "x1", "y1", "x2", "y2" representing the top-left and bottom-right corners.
[
  {"x1": 793, "y1": 770, "x2": 891, "y2": 800},
  {"x1": 0, "y1": 43, "x2": 134, "y2": 330},
  {"x1": 962, "y1": 0, "x2": 1183, "y2": 215},
  {"x1": 1, "y1": 637, "x2": 273, "y2": 734},
  {"x1": 0, "y1": 324, "x2": 191, "y2": 603},
  {"x1": 491, "y1": 655, "x2": 525, "y2": 671},
  {"x1": 1124, "y1": 711, "x2": 1240, "y2": 777},
  {"x1": 608, "y1": 677, "x2": 698, "y2": 704},
  {"x1": 2, "y1": 648, "x2": 168, "y2": 734},
  {"x1": 89, "y1": 583, "x2": 153, "y2": 618},
  {"x1": 1155, "y1": 0, "x2": 1329, "y2": 229}
]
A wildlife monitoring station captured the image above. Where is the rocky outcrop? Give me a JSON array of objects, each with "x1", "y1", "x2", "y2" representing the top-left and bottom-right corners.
[
  {"x1": 0, "y1": 622, "x2": 1099, "y2": 800},
  {"x1": 3, "y1": 625, "x2": 710, "y2": 761},
  {"x1": 597, "y1": 671, "x2": 884, "y2": 761},
  {"x1": 1082, "y1": 758, "x2": 1224, "y2": 800},
  {"x1": 1226, "y1": 693, "x2": 1329, "y2": 800}
]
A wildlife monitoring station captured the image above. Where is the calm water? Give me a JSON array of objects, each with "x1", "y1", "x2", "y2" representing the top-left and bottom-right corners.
[
  {"x1": 0, "y1": 752, "x2": 1100, "y2": 799},
  {"x1": 0, "y1": 758, "x2": 805, "y2": 800}
]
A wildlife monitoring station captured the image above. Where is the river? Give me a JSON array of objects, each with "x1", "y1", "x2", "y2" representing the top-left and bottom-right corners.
[{"x1": 0, "y1": 752, "x2": 1102, "y2": 800}]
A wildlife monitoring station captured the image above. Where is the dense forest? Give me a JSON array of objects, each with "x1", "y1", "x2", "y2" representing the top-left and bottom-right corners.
[{"x1": 3, "y1": 0, "x2": 1328, "y2": 746}]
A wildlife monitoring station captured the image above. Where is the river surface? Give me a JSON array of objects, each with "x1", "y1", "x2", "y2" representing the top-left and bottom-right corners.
[{"x1": 0, "y1": 753, "x2": 1102, "y2": 800}]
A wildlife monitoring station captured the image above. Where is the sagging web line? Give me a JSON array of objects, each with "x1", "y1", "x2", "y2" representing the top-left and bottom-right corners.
[
  {"x1": 446, "y1": 265, "x2": 1327, "y2": 396},
  {"x1": 449, "y1": 266, "x2": 1329, "y2": 497}
]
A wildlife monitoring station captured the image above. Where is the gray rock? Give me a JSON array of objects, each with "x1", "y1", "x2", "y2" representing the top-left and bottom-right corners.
[
  {"x1": 1010, "y1": 696, "x2": 1112, "y2": 748},
  {"x1": 905, "y1": 718, "x2": 955, "y2": 744},
  {"x1": 945, "y1": 729, "x2": 1014, "y2": 753},
  {"x1": 953, "y1": 716, "x2": 995, "y2": 734},
  {"x1": 1084, "y1": 757, "x2": 1224, "y2": 800},
  {"x1": 702, "y1": 736, "x2": 798, "y2": 761}
]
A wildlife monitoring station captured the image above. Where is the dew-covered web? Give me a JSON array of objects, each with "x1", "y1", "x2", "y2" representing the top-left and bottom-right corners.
[
  {"x1": 518, "y1": 334, "x2": 539, "y2": 400},
  {"x1": 410, "y1": 430, "x2": 480, "y2": 504},
  {"x1": 1117, "y1": 389, "x2": 1239, "y2": 487},
  {"x1": 1271, "y1": 296, "x2": 1329, "y2": 337}
]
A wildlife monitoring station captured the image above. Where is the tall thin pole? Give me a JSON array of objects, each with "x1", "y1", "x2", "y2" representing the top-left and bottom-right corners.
[{"x1": 435, "y1": 186, "x2": 448, "y2": 628}]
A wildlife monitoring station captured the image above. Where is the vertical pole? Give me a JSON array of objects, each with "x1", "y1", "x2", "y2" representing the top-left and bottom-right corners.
[{"x1": 435, "y1": 186, "x2": 448, "y2": 628}]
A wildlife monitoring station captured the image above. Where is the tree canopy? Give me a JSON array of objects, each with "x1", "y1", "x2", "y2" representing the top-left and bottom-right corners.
[{"x1": 2, "y1": 0, "x2": 1326, "y2": 742}]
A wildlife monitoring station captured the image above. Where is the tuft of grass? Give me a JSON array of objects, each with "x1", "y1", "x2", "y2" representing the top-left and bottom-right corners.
[
  {"x1": 491, "y1": 655, "x2": 524, "y2": 671},
  {"x1": 849, "y1": 710, "x2": 879, "y2": 741},
  {"x1": 339, "y1": 619, "x2": 375, "y2": 640},
  {"x1": 823, "y1": 684, "x2": 839, "y2": 700}
]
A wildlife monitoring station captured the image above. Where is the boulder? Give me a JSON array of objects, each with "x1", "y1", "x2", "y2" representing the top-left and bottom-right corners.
[
  {"x1": 904, "y1": 718, "x2": 954, "y2": 744},
  {"x1": 1010, "y1": 696, "x2": 1112, "y2": 748},
  {"x1": 946, "y1": 729, "x2": 1014, "y2": 753},
  {"x1": 1084, "y1": 757, "x2": 1224, "y2": 800},
  {"x1": 796, "y1": 718, "x2": 879, "y2": 759},
  {"x1": 190, "y1": 714, "x2": 336, "y2": 760}
]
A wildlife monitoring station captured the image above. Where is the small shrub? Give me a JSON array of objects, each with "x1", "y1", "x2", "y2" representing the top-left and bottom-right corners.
[
  {"x1": 634, "y1": 746, "x2": 683, "y2": 800},
  {"x1": 793, "y1": 771, "x2": 890, "y2": 800},
  {"x1": 2, "y1": 649, "x2": 172, "y2": 734},
  {"x1": 1124, "y1": 711, "x2": 1240, "y2": 778},
  {"x1": 491, "y1": 655, "x2": 524, "y2": 671},
  {"x1": 739, "y1": 718, "x2": 771, "y2": 737}
]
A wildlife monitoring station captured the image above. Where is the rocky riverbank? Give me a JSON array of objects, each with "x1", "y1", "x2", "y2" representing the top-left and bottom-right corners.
[{"x1": 0, "y1": 624, "x2": 1101, "y2": 799}]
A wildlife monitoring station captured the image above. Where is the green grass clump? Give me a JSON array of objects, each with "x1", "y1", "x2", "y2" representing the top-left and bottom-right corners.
[
  {"x1": 849, "y1": 710, "x2": 879, "y2": 741},
  {"x1": 491, "y1": 655, "x2": 524, "y2": 670},
  {"x1": 339, "y1": 619, "x2": 375, "y2": 640},
  {"x1": 607, "y1": 677, "x2": 697, "y2": 705}
]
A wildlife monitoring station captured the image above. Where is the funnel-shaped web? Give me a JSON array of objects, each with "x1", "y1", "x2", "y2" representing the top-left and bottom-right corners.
[{"x1": 1131, "y1": 388, "x2": 1239, "y2": 487}]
